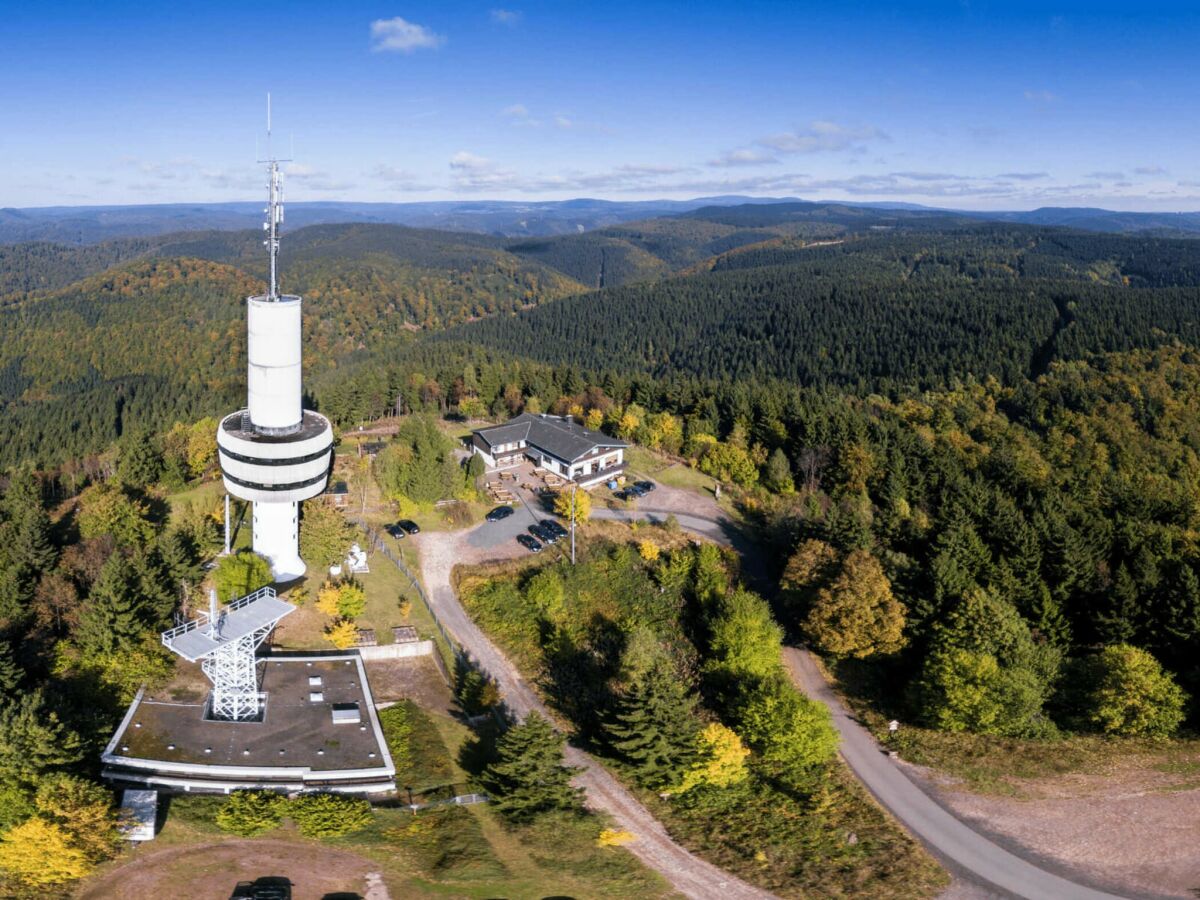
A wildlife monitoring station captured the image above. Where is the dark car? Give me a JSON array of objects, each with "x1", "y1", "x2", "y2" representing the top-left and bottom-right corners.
[
  {"x1": 517, "y1": 533, "x2": 543, "y2": 553},
  {"x1": 230, "y1": 877, "x2": 293, "y2": 900},
  {"x1": 625, "y1": 483, "x2": 648, "y2": 498},
  {"x1": 634, "y1": 480, "x2": 656, "y2": 493},
  {"x1": 530, "y1": 522, "x2": 559, "y2": 544},
  {"x1": 397, "y1": 519, "x2": 420, "y2": 535},
  {"x1": 543, "y1": 520, "x2": 569, "y2": 539},
  {"x1": 384, "y1": 523, "x2": 406, "y2": 540},
  {"x1": 486, "y1": 505, "x2": 514, "y2": 522}
]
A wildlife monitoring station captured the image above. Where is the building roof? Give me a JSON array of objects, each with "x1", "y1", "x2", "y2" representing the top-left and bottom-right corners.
[
  {"x1": 473, "y1": 413, "x2": 627, "y2": 463},
  {"x1": 103, "y1": 655, "x2": 392, "y2": 776}
]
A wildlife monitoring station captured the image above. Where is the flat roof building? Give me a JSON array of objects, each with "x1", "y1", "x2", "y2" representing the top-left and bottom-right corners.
[{"x1": 101, "y1": 653, "x2": 395, "y2": 795}]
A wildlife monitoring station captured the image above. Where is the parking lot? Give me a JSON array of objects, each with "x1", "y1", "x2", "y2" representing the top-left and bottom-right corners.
[{"x1": 468, "y1": 462, "x2": 571, "y2": 557}]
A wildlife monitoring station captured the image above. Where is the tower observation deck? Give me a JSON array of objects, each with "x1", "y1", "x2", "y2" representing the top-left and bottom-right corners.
[
  {"x1": 161, "y1": 587, "x2": 295, "y2": 721},
  {"x1": 216, "y1": 113, "x2": 333, "y2": 579}
]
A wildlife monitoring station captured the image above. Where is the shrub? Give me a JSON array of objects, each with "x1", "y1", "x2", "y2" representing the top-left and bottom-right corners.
[
  {"x1": 678, "y1": 723, "x2": 750, "y2": 792},
  {"x1": 638, "y1": 540, "x2": 660, "y2": 562},
  {"x1": 0, "y1": 818, "x2": 91, "y2": 885},
  {"x1": 324, "y1": 619, "x2": 358, "y2": 649},
  {"x1": 215, "y1": 790, "x2": 284, "y2": 837},
  {"x1": 597, "y1": 828, "x2": 635, "y2": 847},
  {"x1": 212, "y1": 551, "x2": 273, "y2": 601},
  {"x1": 288, "y1": 793, "x2": 373, "y2": 838},
  {"x1": 1078, "y1": 644, "x2": 1188, "y2": 737}
]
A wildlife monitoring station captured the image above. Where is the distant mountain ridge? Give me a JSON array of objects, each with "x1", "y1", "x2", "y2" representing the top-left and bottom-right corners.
[{"x1": 5, "y1": 197, "x2": 1200, "y2": 245}]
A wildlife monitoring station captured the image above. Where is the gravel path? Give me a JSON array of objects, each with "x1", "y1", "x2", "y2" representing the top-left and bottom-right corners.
[{"x1": 411, "y1": 527, "x2": 775, "y2": 900}]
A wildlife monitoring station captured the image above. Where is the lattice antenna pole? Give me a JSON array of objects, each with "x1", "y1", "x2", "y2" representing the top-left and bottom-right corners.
[{"x1": 257, "y1": 92, "x2": 291, "y2": 302}]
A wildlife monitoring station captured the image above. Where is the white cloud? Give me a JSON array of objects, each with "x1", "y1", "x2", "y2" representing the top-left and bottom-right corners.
[
  {"x1": 369, "y1": 165, "x2": 437, "y2": 191},
  {"x1": 370, "y1": 17, "x2": 444, "y2": 53},
  {"x1": 503, "y1": 104, "x2": 530, "y2": 118},
  {"x1": 553, "y1": 115, "x2": 573, "y2": 130},
  {"x1": 757, "y1": 121, "x2": 888, "y2": 154},
  {"x1": 1023, "y1": 89, "x2": 1058, "y2": 104},
  {"x1": 490, "y1": 9, "x2": 521, "y2": 25},
  {"x1": 1134, "y1": 165, "x2": 1167, "y2": 175},
  {"x1": 709, "y1": 148, "x2": 779, "y2": 168}
]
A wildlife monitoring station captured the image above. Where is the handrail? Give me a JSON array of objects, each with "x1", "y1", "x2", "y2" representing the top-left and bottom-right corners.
[{"x1": 161, "y1": 586, "x2": 278, "y2": 646}]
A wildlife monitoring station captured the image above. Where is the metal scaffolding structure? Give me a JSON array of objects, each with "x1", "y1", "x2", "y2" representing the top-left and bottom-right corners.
[{"x1": 161, "y1": 586, "x2": 295, "y2": 722}]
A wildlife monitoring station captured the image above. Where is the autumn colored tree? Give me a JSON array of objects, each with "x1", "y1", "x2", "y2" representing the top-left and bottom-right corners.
[
  {"x1": 677, "y1": 723, "x2": 750, "y2": 792},
  {"x1": 1076, "y1": 644, "x2": 1187, "y2": 737},
  {"x1": 553, "y1": 488, "x2": 591, "y2": 524},
  {"x1": 803, "y1": 550, "x2": 907, "y2": 658},
  {"x1": 0, "y1": 817, "x2": 91, "y2": 886}
]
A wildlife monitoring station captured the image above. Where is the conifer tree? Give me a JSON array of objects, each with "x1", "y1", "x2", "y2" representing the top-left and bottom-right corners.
[
  {"x1": 74, "y1": 554, "x2": 146, "y2": 656},
  {"x1": 481, "y1": 712, "x2": 582, "y2": 823},
  {"x1": 607, "y1": 666, "x2": 700, "y2": 790}
]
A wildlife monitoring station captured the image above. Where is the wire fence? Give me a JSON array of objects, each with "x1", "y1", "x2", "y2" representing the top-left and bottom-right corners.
[{"x1": 352, "y1": 519, "x2": 456, "y2": 686}]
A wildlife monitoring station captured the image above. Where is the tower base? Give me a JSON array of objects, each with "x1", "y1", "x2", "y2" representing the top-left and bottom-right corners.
[{"x1": 253, "y1": 501, "x2": 305, "y2": 581}]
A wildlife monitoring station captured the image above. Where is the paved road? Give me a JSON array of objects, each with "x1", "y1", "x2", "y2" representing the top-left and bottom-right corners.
[
  {"x1": 410, "y1": 527, "x2": 775, "y2": 900},
  {"x1": 784, "y1": 649, "x2": 1132, "y2": 900},
  {"x1": 593, "y1": 503, "x2": 1135, "y2": 899}
]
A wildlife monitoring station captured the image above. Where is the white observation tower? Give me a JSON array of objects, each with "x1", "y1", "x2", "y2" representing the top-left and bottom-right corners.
[{"x1": 216, "y1": 102, "x2": 334, "y2": 580}]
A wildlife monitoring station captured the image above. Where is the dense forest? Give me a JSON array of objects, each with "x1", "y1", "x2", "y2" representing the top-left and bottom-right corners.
[{"x1": 449, "y1": 226, "x2": 1200, "y2": 391}]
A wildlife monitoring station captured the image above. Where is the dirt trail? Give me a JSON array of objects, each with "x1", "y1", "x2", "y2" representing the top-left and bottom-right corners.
[
  {"x1": 77, "y1": 838, "x2": 375, "y2": 900},
  {"x1": 410, "y1": 527, "x2": 775, "y2": 900}
]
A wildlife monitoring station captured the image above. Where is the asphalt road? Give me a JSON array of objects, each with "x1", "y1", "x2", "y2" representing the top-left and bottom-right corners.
[{"x1": 593, "y1": 500, "x2": 1136, "y2": 899}]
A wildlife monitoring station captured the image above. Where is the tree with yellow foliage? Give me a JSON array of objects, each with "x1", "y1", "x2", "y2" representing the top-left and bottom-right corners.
[
  {"x1": 34, "y1": 774, "x2": 120, "y2": 864},
  {"x1": 678, "y1": 723, "x2": 750, "y2": 792},
  {"x1": 638, "y1": 540, "x2": 660, "y2": 562},
  {"x1": 324, "y1": 619, "x2": 358, "y2": 650},
  {"x1": 315, "y1": 582, "x2": 343, "y2": 617},
  {"x1": 803, "y1": 550, "x2": 907, "y2": 658},
  {"x1": 584, "y1": 408, "x2": 604, "y2": 431},
  {"x1": 0, "y1": 817, "x2": 92, "y2": 885},
  {"x1": 553, "y1": 488, "x2": 591, "y2": 524}
]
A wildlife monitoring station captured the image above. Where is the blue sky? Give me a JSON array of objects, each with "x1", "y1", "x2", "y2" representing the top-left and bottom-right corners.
[{"x1": 3, "y1": 1, "x2": 1200, "y2": 209}]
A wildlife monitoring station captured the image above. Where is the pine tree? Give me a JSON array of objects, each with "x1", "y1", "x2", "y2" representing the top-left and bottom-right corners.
[
  {"x1": 74, "y1": 554, "x2": 146, "y2": 656},
  {"x1": 481, "y1": 712, "x2": 582, "y2": 823},
  {"x1": 0, "y1": 690, "x2": 82, "y2": 789},
  {"x1": 606, "y1": 666, "x2": 700, "y2": 790}
]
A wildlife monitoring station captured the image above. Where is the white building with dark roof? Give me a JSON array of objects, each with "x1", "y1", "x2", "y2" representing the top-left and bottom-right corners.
[{"x1": 471, "y1": 413, "x2": 628, "y2": 487}]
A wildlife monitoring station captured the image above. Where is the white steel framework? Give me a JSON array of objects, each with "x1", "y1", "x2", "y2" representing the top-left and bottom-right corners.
[{"x1": 161, "y1": 586, "x2": 294, "y2": 722}]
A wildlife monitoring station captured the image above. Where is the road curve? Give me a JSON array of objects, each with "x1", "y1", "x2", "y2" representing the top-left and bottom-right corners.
[
  {"x1": 409, "y1": 528, "x2": 775, "y2": 900},
  {"x1": 600, "y1": 501, "x2": 1136, "y2": 899},
  {"x1": 784, "y1": 648, "x2": 1132, "y2": 900}
]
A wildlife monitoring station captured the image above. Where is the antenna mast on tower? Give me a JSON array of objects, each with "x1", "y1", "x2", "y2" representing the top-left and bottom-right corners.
[{"x1": 259, "y1": 93, "x2": 291, "y2": 301}]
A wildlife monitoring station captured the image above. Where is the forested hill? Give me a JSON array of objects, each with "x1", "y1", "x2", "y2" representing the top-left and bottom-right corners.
[
  {"x1": 0, "y1": 224, "x2": 584, "y2": 467},
  {"x1": 444, "y1": 226, "x2": 1200, "y2": 390}
]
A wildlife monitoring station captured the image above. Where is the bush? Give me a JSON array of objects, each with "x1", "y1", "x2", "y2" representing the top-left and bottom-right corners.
[
  {"x1": 215, "y1": 790, "x2": 284, "y2": 837},
  {"x1": 288, "y1": 793, "x2": 373, "y2": 838},
  {"x1": 212, "y1": 551, "x2": 273, "y2": 601},
  {"x1": 324, "y1": 619, "x2": 358, "y2": 650},
  {"x1": 1077, "y1": 644, "x2": 1188, "y2": 737},
  {"x1": 737, "y1": 675, "x2": 838, "y2": 771}
]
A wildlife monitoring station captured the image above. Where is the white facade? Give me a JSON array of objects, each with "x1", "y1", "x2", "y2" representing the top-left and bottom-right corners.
[
  {"x1": 246, "y1": 297, "x2": 303, "y2": 432},
  {"x1": 216, "y1": 159, "x2": 333, "y2": 581}
]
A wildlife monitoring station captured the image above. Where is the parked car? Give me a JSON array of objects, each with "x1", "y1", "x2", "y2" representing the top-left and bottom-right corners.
[
  {"x1": 543, "y1": 520, "x2": 569, "y2": 539},
  {"x1": 626, "y1": 484, "x2": 648, "y2": 498},
  {"x1": 397, "y1": 519, "x2": 421, "y2": 535},
  {"x1": 517, "y1": 534, "x2": 543, "y2": 553},
  {"x1": 530, "y1": 522, "x2": 559, "y2": 544},
  {"x1": 486, "y1": 506, "x2": 514, "y2": 522},
  {"x1": 634, "y1": 480, "x2": 656, "y2": 493},
  {"x1": 384, "y1": 523, "x2": 406, "y2": 540},
  {"x1": 230, "y1": 878, "x2": 292, "y2": 900}
]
